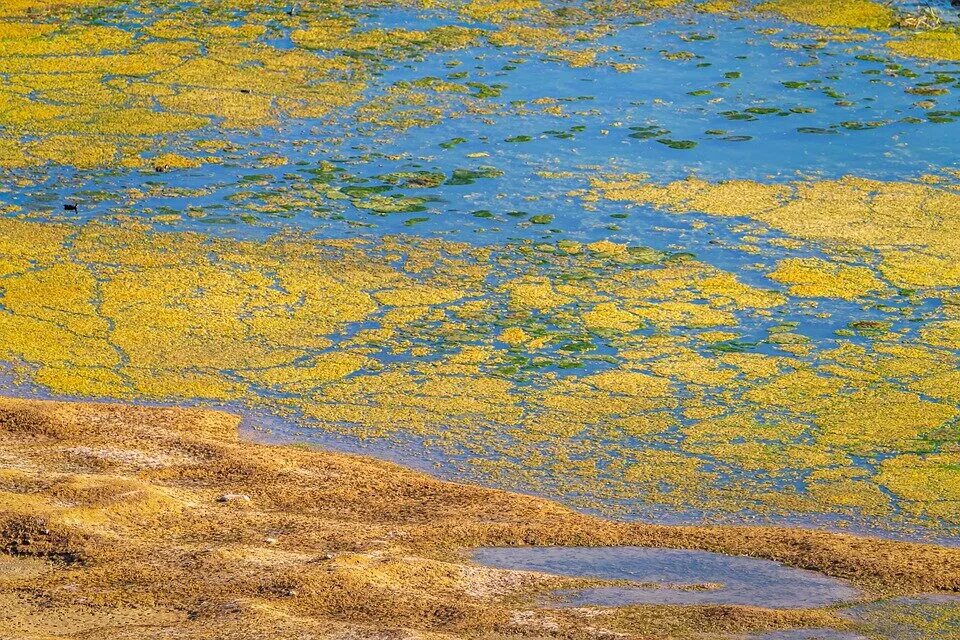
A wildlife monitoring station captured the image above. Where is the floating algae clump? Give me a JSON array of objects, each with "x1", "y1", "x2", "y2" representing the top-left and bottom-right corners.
[
  {"x1": 590, "y1": 175, "x2": 960, "y2": 291},
  {"x1": 756, "y1": 0, "x2": 897, "y2": 30},
  {"x1": 888, "y1": 29, "x2": 960, "y2": 62},
  {"x1": 768, "y1": 257, "x2": 887, "y2": 300}
]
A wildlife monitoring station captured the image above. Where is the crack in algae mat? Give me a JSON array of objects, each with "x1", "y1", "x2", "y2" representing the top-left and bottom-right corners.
[{"x1": 2, "y1": 0, "x2": 960, "y2": 539}]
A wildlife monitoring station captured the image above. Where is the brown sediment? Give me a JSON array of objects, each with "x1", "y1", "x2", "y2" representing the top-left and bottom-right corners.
[{"x1": 0, "y1": 395, "x2": 956, "y2": 639}]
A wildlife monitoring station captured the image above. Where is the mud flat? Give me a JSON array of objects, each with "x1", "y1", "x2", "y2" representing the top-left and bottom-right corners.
[{"x1": 1, "y1": 395, "x2": 959, "y2": 639}]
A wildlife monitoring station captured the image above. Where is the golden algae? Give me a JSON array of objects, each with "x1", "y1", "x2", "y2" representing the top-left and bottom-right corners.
[
  {"x1": 591, "y1": 175, "x2": 791, "y2": 217},
  {"x1": 768, "y1": 257, "x2": 887, "y2": 300},
  {"x1": 0, "y1": 0, "x2": 728, "y2": 171},
  {"x1": 696, "y1": 0, "x2": 740, "y2": 13},
  {"x1": 292, "y1": 23, "x2": 480, "y2": 54},
  {"x1": 0, "y1": 0, "x2": 105, "y2": 16},
  {"x1": 1, "y1": 216, "x2": 959, "y2": 528},
  {"x1": 888, "y1": 28, "x2": 960, "y2": 62},
  {"x1": 813, "y1": 386, "x2": 958, "y2": 456},
  {"x1": 756, "y1": 0, "x2": 897, "y2": 30},
  {"x1": 460, "y1": 0, "x2": 542, "y2": 23},
  {"x1": 877, "y1": 453, "x2": 960, "y2": 522},
  {"x1": 589, "y1": 175, "x2": 960, "y2": 291},
  {"x1": 0, "y1": 1, "x2": 489, "y2": 168}
]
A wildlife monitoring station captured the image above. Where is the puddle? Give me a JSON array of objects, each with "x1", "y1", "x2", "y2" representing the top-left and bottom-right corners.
[
  {"x1": 752, "y1": 632, "x2": 866, "y2": 640},
  {"x1": 472, "y1": 546, "x2": 860, "y2": 608}
]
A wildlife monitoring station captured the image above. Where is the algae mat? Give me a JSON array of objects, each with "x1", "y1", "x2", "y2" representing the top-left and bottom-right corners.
[{"x1": 1, "y1": 0, "x2": 960, "y2": 570}]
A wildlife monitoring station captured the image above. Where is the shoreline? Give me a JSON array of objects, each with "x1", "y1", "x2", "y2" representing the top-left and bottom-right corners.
[
  {"x1": 5, "y1": 363, "x2": 956, "y2": 548},
  {"x1": 1, "y1": 394, "x2": 959, "y2": 638}
]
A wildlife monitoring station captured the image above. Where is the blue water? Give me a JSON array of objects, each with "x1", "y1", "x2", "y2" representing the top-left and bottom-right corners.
[{"x1": 9, "y1": 7, "x2": 960, "y2": 241}]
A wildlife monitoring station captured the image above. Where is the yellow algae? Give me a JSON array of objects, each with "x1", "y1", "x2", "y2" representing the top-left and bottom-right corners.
[
  {"x1": 251, "y1": 353, "x2": 371, "y2": 391},
  {"x1": 756, "y1": 0, "x2": 897, "y2": 30},
  {"x1": 583, "y1": 302, "x2": 641, "y2": 332},
  {"x1": 26, "y1": 136, "x2": 118, "y2": 169},
  {"x1": 623, "y1": 450, "x2": 714, "y2": 502},
  {"x1": 685, "y1": 414, "x2": 804, "y2": 445},
  {"x1": 150, "y1": 153, "x2": 202, "y2": 172},
  {"x1": 631, "y1": 300, "x2": 737, "y2": 329},
  {"x1": 374, "y1": 284, "x2": 466, "y2": 307},
  {"x1": 888, "y1": 29, "x2": 960, "y2": 62},
  {"x1": 920, "y1": 320, "x2": 960, "y2": 350},
  {"x1": 593, "y1": 175, "x2": 790, "y2": 217},
  {"x1": 697, "y1": 330, "x2": 741, "y2": 343},
  {"x1": 499, "y1": 326, "x2": 530, "y2": 345},
  {"x1": 646, "y1": 349, "x2": 739, "y2": 386},
  {"x1": 697, "y1": 0, "x2": 739, "y2": 13},
  {"x1": 910, "y1": 370, "x2": 960, "y2": 404},
  {"x1": 698, "y1": 272, "x2": 785, "y2": 309},
  {"x1": 878, "y1": 454, "x2": 960, "y2": 523},
  {"x1": 582, "y1": 238, "x2": 623, "y2": 253},
  {"x1": 815, "y1": 387, "x2": 958, "y2": 456},
  {"x1": 743, "y1": 369, "x2": 845, "y2": 410},
  {"x1": 583, "y1": 369, "x2": 671, "y2": 398},
  {"x1": 806, "y1": 468, "x2": 892, "y2": 517},
  {"x1": 293, "y1": 23, "x2": 479, "y2": 54},
  {"x1": 488, "y1": 24, "x2": 570, "y2": 48},
  {"x1": 0, "y1": 0, "x2": 106, "y2": 17},
  {"x1": 0, "y1": 5, "x2": 378, "y2": 168},
  {"x1": 0, "y1": 138, "x2": 29, "y2": 169},
  {"x1": 1, "y1": 0, "x2": 960, "y2": 544},
  {"x1": 503, "y1": 277, "x2": 572, "y2": 310},
  {"x1": 0, "y1": 211, "x2": 957, "y2": 527},
  {"x1": 460, "y1": 0, "x2": 541, "y2": 23},
  {"x1": 589, "y1": 175, "x2": 960, "y2": 292},
  {"x1": 769, "y1": 258, "x2": 887, "y2": 300},
  {"x1": 719, "y1": 352, "x2": 788, "y2": 380}
]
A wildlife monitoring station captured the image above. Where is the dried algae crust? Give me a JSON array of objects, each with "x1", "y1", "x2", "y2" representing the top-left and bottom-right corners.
[{"x1": 0, "y1": 395, "x2": 958, "y2": 640}]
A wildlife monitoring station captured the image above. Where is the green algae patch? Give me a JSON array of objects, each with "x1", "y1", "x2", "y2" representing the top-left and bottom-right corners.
[{"x1": 756, "y1": 0, "x2": 897, "y2": 30}]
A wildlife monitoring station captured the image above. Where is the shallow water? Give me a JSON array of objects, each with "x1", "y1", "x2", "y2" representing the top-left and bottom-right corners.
[
  {"x1": 471, "y1": 546, "x2": 860, "y2": 608},
  {"x1": 751, "y1": 632, "x2": 866, "y2": 640}
]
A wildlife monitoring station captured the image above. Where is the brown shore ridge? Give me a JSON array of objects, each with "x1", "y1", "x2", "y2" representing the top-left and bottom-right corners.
[{"x1": 0, "y1": 395, "x2": 958, "y2": 639}]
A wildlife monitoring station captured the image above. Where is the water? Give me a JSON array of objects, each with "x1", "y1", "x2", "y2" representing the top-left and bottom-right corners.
[
  {"x1": 752, "y1": 632, "x2": 866, "y2": 640},
  {"x1": 473, "y1": 546, "x2": 960, "y2": 637},
  {"x1": 471, "y1": 546, "x2": 861, "y2": 608},
  {"x1": 2, "y1": 0, "x2": 960, "y2": 541}
]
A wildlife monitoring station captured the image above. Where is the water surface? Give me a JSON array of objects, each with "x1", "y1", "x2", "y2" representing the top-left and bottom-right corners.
[{"x1": 472, "y1": 546, "x2": 860, "y2": 608}]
